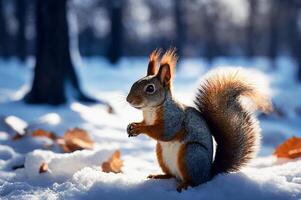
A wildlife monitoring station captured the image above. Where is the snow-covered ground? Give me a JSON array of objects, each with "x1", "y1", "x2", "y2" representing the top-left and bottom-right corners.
[{"x1": 0, "y1": 57, "x2": 301, "y2": 200}]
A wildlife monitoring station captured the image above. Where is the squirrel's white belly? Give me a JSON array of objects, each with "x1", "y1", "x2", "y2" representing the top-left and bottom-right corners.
[{"x1": 159, "y1": 141, "x2": 183, "y2": 180}]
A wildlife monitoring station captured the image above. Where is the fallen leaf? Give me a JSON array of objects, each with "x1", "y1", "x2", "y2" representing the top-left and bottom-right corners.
[
  {"x1": 274, "y1": 136, "x2": 301, "y2": 159},
  {"x1": 107, "y1": 105, "x2": 115, "y2": 114},
  {"x1": 12, "y1": 128, "x2": 28, "y2": 141},
  {"x1": 102, "y1": 150, "x2": 123, "y2": 173},
  {"x1": 39, "y1": 162, "x2": 48, "y2": 173},
  {"x1": 32, "y1": 129, "x2": 57, "y2": 141},
  {"x1": 12, "y1": 133, "x2": 25, "y2": 140},
  {"x1": 60, "y1": 128, "x2": 94, "y2": 153}
]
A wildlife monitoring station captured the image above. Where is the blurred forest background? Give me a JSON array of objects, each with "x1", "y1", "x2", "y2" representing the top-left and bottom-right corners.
[
  {"x1": 0, "y1": 0, "x2": 301, "y2": 105},
  {"x1": 2, "y1": 0, "x2": 301, "y2": 62},
  {"x1": 1, "y1": 0, "x2": 301, "y2": 62}
]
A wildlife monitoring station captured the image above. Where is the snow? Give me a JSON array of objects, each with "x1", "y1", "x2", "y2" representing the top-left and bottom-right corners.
[{"x1": 0, "y1": 57, "x2": 301, "y2": 199}]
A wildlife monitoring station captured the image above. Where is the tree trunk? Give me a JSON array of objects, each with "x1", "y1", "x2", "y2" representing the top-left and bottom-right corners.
[
  {"x1": 79, "y1": 27, "x2": 94, "y2": 57},
  {"x1": 106, "y1": 0, "x2": 123, "y2": 64},
  {"x1": 203, "y1": 11, "x2": 219, "y2": 64},
  {"x1": 286, "y1": 1, "x2": 301, "y2": 80},
  {"x1": 16, "y1": 0, "x2": 27, "y2": 61},
  {"x1": 25, "y1": 0, "x2": 96, "y2": 105},
  {"x1": 0, "y1": 0, "x2": 10, "y2": 58},
  {"x1": 246, "y1": 0, "x2": 258, "y2": 57},
  {"x1": 174, "y1": 0, "x2": 185, "y2": 56},
  {"x1": 267, "y1": 0, "x2": 279, "y2": 61}
]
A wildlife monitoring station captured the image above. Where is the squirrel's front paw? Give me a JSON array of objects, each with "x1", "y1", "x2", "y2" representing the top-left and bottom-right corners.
[{"x1": 127, "y1": 123, "x2": 142, "y2": 137}]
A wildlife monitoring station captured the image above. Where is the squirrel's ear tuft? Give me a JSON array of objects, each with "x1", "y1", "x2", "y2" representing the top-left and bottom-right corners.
[
  {"x1": 147, "y1": 49, "x2": 161, "y2": 76},
  {"x1": 159, "y1": 47, "x2": 178, "y2": 79}
]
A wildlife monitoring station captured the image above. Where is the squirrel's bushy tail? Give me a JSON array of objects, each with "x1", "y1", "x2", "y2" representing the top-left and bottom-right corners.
[{"x1": 194, "y1": 67, "x2": 272, "y2": 176}]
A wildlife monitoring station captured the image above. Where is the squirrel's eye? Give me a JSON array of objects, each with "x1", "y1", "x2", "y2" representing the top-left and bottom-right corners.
[{"x1": 145, "y1": 84, "x2": 155, "y2": 94}]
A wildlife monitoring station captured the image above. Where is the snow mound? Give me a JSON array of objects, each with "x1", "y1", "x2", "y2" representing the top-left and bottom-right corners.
[{"x1": 1, "y1": 153, "x2": 301, "y2": 200}]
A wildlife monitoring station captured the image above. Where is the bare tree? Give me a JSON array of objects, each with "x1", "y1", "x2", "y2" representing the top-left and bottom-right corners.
[
  {"x1": 267, "y1": 0, "x2": 279, "y2": 62},
  {"x1": 16, "y1": 0, "x2": 27, "y2": 61},
  {"x1": 0, "y1": 0, "x2": 9, "y2": 58},
  {"x1": 174, "y1": 0, "x2": 185, "y2": 56},
  {"x1": 201, "y1": 1, "x2": 220, "y2": 63},
  {"x1": 25, "y1": 0, "x2": 98, "y2": 105},
  {"x1": 106, "y1": 0, "x2": 123, "y2": 64},
  {"x1": 286, "y1": 0, "x2": 301, "y2": 80},
  {"x1": 246, "y1": 0, "x2": 258, "y2": 57}
]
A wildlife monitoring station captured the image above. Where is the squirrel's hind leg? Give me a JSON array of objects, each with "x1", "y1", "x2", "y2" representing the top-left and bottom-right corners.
[{"x1": 181, "y1": 142, "x2": 212, "y2": 186}]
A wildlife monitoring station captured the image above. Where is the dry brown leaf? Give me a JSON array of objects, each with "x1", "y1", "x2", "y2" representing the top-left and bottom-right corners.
[
  {"x1": 12, "y1": 133, "x2": 25, "y2": 140},
  {"x1": 32, "y1": 129, "x2": 57, "y2": 141},
  {"x1": 60, "y1": 128, "x2": 94, "y2": 153},
  {"x1": 102, "y1": 150, "x2": 123, "y2": 173},
  {"x1": 12, "y1": 128, "x2": 28, "y2": 141},
  {"x1": 39, "y1": 162, "x2": 48, "y2": 173},
  {"x1": 274, "y1": 136, "x2": 301, "y2": 159},
  {"x1": 107, "y1": 105, "x2": 115, "y2": 114}
]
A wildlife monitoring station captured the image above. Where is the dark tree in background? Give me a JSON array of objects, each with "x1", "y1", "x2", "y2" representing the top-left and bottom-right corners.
[
  {"x1": 267, "y1": 0, "x2": 279, "y2": 63},
  {"x1": 16, "y1": 0, "x2": 27, "y2": 61},
  {"x1": 246, "y1": 0, "x2": 258, "y2": 58},
  {"x1": 174, "y1": 0, "x2": 185, "y2": 56},
  {"x1": 25, "y1": 0, "x2": 96, "y2": 105},
  {"x1": 0, "y1": 0, "x2": 9, "y2": 58},
  {"x1": 286, "y1": 0, "x2": 301, "y2": 80},
  {"x1": 202, "y1": 1, "x2": 220, "y2": 64},
  {"x1": 0, "y1": 0, "x2": 301, "y2": 82},
  {"x1": 106, "y1": 0, "x2": 123, "y2": 64},
  {"x1": 79, "y1": 27, "x2": 95, "y2": 57}
]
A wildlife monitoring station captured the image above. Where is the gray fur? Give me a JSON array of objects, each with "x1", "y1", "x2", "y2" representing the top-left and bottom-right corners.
[
  {"x1": 185, "y1": 143, "x2": 212, "y2": 185},
  {"x1": 161, "y1": 96, "x2": 213, "y2": 155},
  {"x1": 183, "y1": 108, "x2": 213, "y2": 184},
  {"x1": 183, "y1": 107, "x2": 213, "y2": 156},
  {"x1": 162, "y1": 97, "x2": 185, "y2": 141},
  {"x1": 161, "y1": 95, "x2": 213, "y2": 184}
]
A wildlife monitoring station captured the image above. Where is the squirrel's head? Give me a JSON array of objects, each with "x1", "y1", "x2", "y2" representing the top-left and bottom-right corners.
[{"x1": 126, "y1": 48, "x2": 178, "y2": 110}]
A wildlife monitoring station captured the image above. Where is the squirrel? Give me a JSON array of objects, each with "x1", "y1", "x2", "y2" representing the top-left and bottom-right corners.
[{"x1": 126, "y1": 48, "x2": 272, "y2": 192}]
